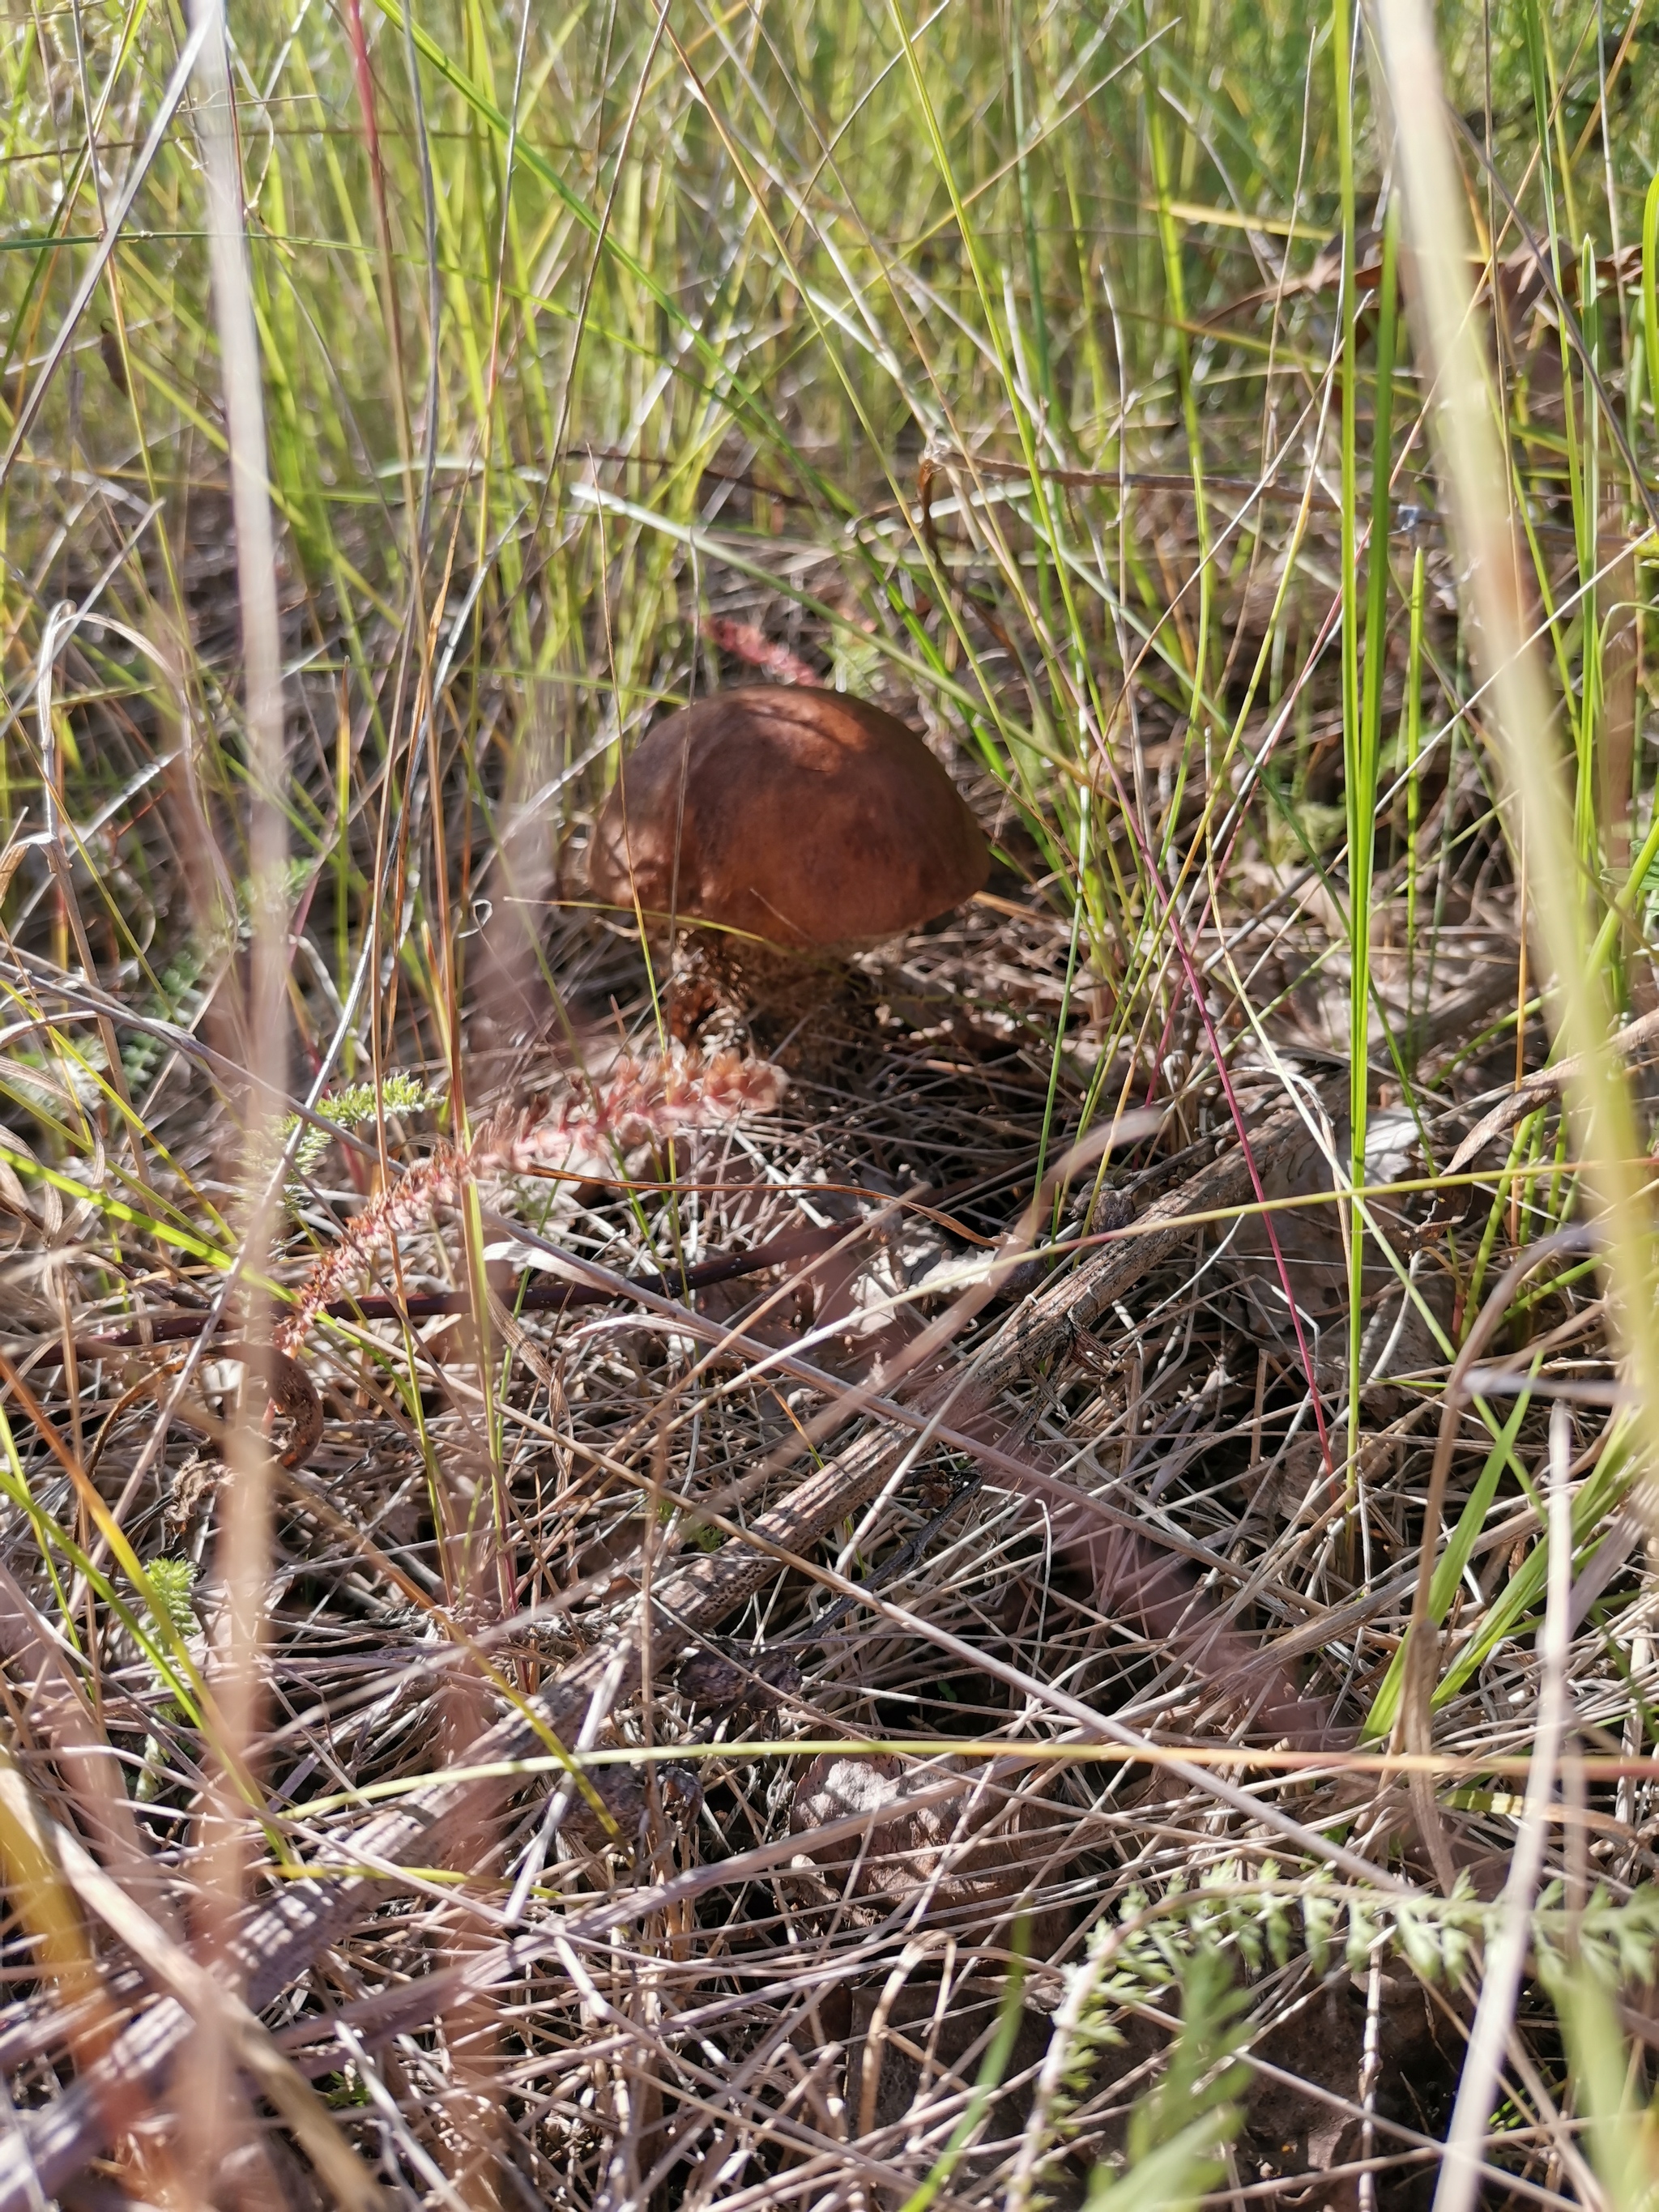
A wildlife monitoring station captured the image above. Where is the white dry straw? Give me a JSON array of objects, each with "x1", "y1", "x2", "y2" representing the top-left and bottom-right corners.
[
  {"x1": 177, "y1": 0, "x2": 294, "y2": 2190},
  {"x1": 1432, "y1": 1403, "x2": 1575, "y2": 2212},
  {"x1": 190, "y1": 0, "x2": 286, "y2": 840}
]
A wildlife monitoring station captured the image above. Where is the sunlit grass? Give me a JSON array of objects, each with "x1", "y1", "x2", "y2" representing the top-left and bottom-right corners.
[{"x1": 5, "y1": 0, "x2": 1659, "y2": 2194}]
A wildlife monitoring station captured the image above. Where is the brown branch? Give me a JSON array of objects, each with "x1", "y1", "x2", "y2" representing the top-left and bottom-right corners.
[{"x1": 25, "y1": 1224, "x2": 849, "y2": 1365}]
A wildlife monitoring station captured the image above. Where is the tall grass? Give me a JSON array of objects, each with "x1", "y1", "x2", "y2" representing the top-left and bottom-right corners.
[{"x1": 4, "y1": 0, "x2": 1659, "y2": 2197}]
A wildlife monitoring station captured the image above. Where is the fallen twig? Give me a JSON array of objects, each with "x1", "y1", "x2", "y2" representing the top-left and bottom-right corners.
[{"x1": 20, "y1": 1223, "x2": 848, "y2": 1362}]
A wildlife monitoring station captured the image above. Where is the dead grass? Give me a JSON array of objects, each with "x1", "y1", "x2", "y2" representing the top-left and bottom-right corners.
[{"x1": 3, "y1": 0, "x2": 1659, "y2": 2203}]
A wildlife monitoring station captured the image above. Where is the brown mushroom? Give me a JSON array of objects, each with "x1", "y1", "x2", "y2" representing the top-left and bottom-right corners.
[{"x1": 586, "y1": 686, "x2": 988, "y2": 952}]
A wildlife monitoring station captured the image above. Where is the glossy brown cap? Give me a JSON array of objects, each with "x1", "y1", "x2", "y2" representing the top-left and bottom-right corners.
[{"x1": 586, "y1": 686, "x2": 988, "y2": 951}]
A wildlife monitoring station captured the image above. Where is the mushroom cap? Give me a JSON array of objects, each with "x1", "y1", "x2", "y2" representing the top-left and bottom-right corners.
[{"x1": 586, "y1": 686, "x2": 989, "y2": 951}]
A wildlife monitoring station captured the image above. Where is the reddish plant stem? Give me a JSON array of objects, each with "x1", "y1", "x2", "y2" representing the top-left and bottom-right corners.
[{"x1": 32, "y1": 1225, "x2": 849, "y2": 1365}]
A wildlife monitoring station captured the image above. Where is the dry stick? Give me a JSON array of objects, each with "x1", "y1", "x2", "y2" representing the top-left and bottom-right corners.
[
  {"x1": 1431, "y1": 1404, "x2": 1576, "y2": 2212},
  {"x1": 25, "y1": 1222, "x2": 851, "y2": 1357},
  {"x1": 0, "y1": 1077, "x2": 1362, "y2": 2203}
]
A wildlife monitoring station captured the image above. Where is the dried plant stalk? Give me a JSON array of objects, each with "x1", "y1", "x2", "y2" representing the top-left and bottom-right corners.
[{"x1": 276, "y1": 1047, "x2": 787, "y2": 1353}]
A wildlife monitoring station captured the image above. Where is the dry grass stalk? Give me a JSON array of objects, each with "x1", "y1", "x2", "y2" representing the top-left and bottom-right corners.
[{"x1": 275, "y1": 1048, "x2": 787, "y2": 1353}]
